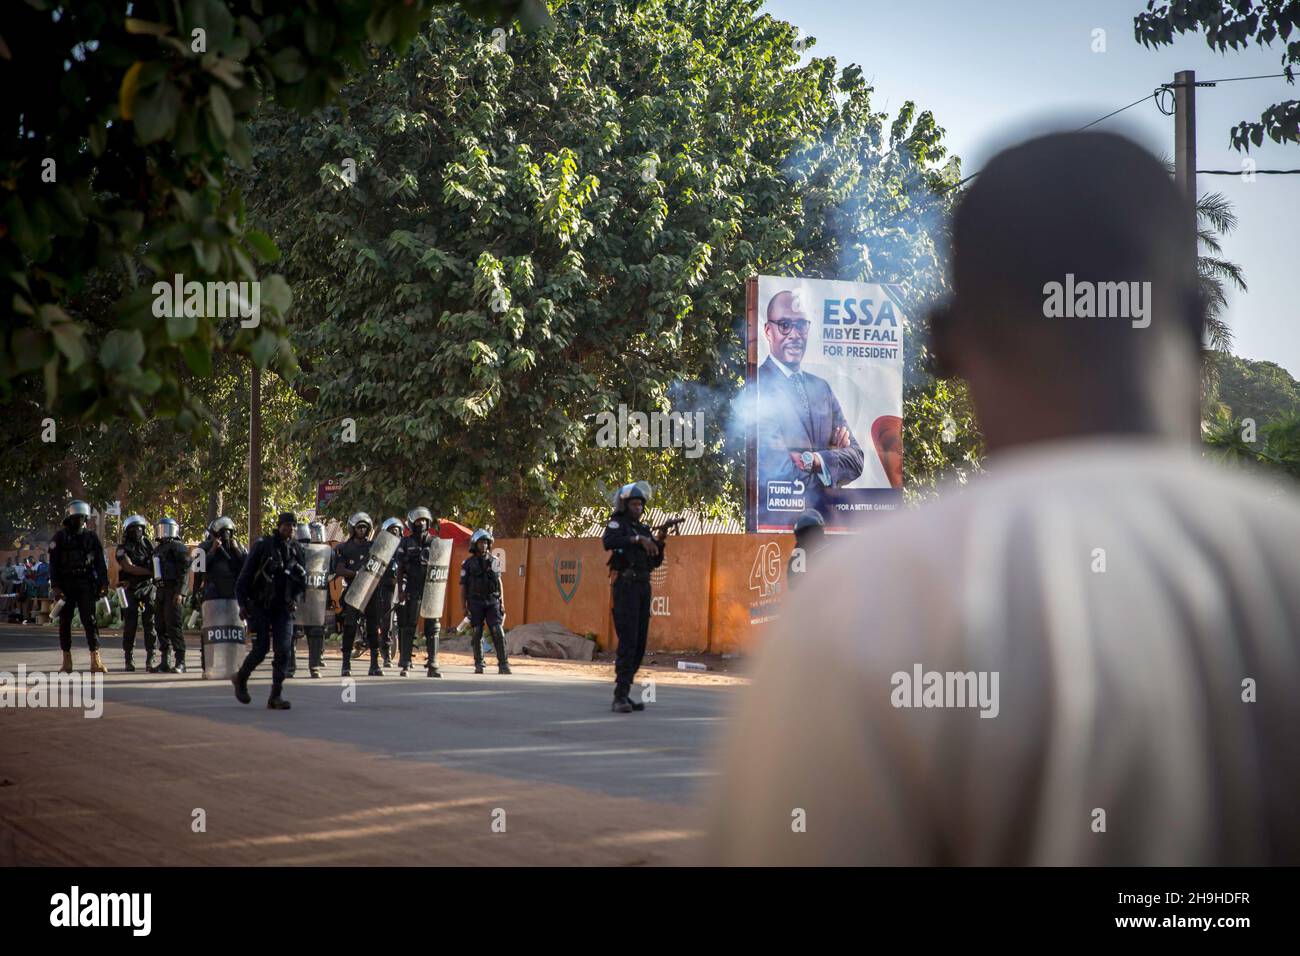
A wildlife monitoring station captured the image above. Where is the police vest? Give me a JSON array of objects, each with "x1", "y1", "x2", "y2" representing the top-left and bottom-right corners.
[
  {"x1": 155, "y1": 540, "x2": 189, "y2": 585},
  {"x1": 57, "y1": 529, "x2": 99, "y2": 582},
  {"x1": 117, "y1": 539, "x2": 154, "y2": 593},
  {"x1": 462, "y1": 556, "x2": 501, "y2": 600}
]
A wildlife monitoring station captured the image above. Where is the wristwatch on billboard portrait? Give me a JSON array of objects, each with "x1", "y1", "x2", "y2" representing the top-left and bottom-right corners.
[{"x1": 800, "y1": 451, "x2": 815, "y2": 471}]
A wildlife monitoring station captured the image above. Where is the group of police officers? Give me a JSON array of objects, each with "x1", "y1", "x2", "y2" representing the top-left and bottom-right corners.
[{"x1": 47, "y1": 479, "x2": 672, "y2": 712}]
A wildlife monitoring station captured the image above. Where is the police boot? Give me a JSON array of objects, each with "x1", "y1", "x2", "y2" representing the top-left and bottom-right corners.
[
  {"x1": 426, "y1": 663, "x2": 442, "y2": 678},
  {"x1": 123, "y1": 650, "x2": 136, "y2": 672},
  {"x1": 59, "y1": 651, "x2": 74, "y2": 674},
  {"x1": 474, "y1": 661, "x2": 485, "y2": 674},
  {"x1": 367, "y1": 650, "x2": 383, "y2": 677},
  {"x1": 612, "y1": 694, "x2": 634, "y2": 714},
  {"x1": 158, "y1": 650, "x2": 175, "y2": 673},
  {"x1": 90, "y1": 650, "x2": 108, "y2": 674},
  {"x1": 146, "y1": 651, "x2": 159, "y2": 673},
  {"x1": 498, "y1": 662, "x2": 512, "y2": 675},
  {"x1": 232, "y1": 671, "x2": 251, "y2": 704},
  {"x1": 267, "y1": 696, "x2": 291, "y2": 710}
]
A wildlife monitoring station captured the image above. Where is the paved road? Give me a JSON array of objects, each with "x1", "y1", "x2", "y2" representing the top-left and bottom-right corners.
[{"x1": 0, "y1": 626, "x2": 734, "y2": 805}]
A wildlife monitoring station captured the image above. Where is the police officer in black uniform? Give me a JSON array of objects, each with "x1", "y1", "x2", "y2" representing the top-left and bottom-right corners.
[
  {"x1": 460, "y1": 529, "x2": 511, "y2": 675},
  {"x1": 116, "y1": 514, "x2": 156, "y2": 672},
  {"x1": 334, "y1": 512, "x2": 374, "y2": 678},
  {"x1": 372, "y1": 518, "x2": 404, "y2": 673},
  {"x1": 602, "y1": 482, "x2": 667, "y2": 713},
  {"x1": 152, "y1": 517, "x2": 191, "y2": 673},
  {"x1": 232, "y1": 512, "x2": 307, "y2": 709},
  {"x1": 395, "y1": 506, "x2": 444, "y2": 678},
  {"x1": 49, "y1": 500, "x2": 110, "y2": 674},
  {"x1": 196, "y1": 516, "x2": 247, "y2": 670},
  {"x1": 786, "y1": 509, "x2": 826, "y2": 591}
]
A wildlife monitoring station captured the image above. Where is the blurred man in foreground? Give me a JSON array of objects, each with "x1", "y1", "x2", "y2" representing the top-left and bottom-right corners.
[{"x1": 707, "y1": 131, "x2": 1300, "y2": 865}]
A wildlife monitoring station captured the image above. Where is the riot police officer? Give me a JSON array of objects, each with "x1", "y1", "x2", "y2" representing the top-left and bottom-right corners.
[
  {"x1": 296, "y1": 522, "x2": 333, "y2": 679},
  {"x1": 153, "y1": 517, "x2": 191, "y2": 673},
  {"x1": 196, "y1": 517, "x2": 247, "y2": 675},
  {"x1": 786, "y1": 509, "x2": 826, "y2": 591},
  {"x1": 602, "y1": 482, "x2": 666, "y2": 713},
  {"x1": 335, "y1": 513, "x2": 378, "y2": 677},
  {"x1": 233, "y1": 512, "x2": 307, "y2": 709},
  {"x1": 49, "y1": 500, "x2": 110, "y2": 674},
  {"x1": 116, "y1": 514, "x2": 156, "y2": 672},
  {"x1": 395, "y1": 506, "x2": 445, "y2": 678},
  {"x1": 373, "y1": 518, "x2": 404, "y2": 671},
  {"x1": 460, "y1": 529, "x2": 511, "y2": 675}
]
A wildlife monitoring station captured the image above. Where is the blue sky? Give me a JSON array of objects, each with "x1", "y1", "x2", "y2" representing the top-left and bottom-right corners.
[{"x1": 765, "y1": 0, "x2": 1300, "y2": 376}]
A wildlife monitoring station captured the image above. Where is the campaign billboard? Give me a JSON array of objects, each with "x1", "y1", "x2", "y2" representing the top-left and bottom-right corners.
[{"x1": 746, "y1": 276, "x2": 904, "y2": 532}]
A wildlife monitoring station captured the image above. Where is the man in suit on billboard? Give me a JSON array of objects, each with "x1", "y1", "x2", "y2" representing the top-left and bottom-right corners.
[{"x1": 758, "y1": 290, "x2": 865, "y2": 516}]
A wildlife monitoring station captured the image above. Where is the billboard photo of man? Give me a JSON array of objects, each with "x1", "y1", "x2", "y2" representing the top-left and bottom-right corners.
[{"x1": 751, "y1": 276, "x2": 905, "y2": 531}]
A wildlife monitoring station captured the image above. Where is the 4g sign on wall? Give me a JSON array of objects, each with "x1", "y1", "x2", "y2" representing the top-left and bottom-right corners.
[{"x1": 749, "y1": 541, "x2": 782, "y2": 598}]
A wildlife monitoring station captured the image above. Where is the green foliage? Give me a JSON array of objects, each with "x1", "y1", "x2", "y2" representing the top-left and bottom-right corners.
[
  {"x1": 1203, "y1": 405, "x2": 1300, "y2": 484},
  {"x1": 1205, "y1": 351, "x2": 1300, "y2": 426},
  {"x1": 246, "y1": 0, "x2": 961, "y2": 534},
  {"x1": 1133, "y1": 1, "x2": 1300, "y2": 149},
  {"x1": 0, "y1": 0, "x2": 547, "y2": 428}
]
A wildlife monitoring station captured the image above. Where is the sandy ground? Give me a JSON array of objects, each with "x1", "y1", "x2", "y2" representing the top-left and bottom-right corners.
[
  {"x1": 0, "y1": 625, "x2": 736, "y2": 866},
  {"x1": 0, "y1": 699, "x2": 705, "y2": 866}
]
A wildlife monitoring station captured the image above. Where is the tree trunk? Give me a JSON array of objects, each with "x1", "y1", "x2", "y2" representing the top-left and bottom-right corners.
[{"x1": 488, "y1": 472, "x2": 532, "y2": 539}]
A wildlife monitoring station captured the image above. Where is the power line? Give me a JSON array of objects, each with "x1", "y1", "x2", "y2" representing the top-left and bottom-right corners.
[
  {"x1": 1079, "y1": 92, "x2": 1157, "y2": 130},
  {"x1": 1196, "y1": 71, "x2": 1294, "y2": 84},
  {"x1": 1198, "y1": 168, "x2": 1300, "y2": 175}
]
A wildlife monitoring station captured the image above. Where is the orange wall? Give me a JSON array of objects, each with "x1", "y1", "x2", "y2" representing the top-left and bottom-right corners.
[
  {"x1": 334, "y1": 533, "x2": 799, "y2": 655},
  {"x1": 708, "y1": 534, "x2": 794, "y2": 655}
]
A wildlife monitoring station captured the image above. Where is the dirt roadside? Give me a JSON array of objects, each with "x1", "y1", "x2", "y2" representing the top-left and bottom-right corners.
[{"x1": 0, "y1": 700, "x2": 705, "y2": 866}]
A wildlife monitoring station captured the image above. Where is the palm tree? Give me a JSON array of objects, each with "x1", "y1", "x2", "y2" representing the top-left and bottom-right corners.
[{"x1": 1196, "y1": 190, "x2": 1247, "y2": 357}]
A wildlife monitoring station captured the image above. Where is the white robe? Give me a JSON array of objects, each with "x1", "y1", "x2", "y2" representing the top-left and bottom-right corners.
[{"x1": 705, "y1": 438, "x2": 1300, "y2": 865}]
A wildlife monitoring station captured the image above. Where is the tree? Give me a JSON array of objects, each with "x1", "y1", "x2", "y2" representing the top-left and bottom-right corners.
[
  {"x1": 1205, "y1": 351, "x2": 1300, "y2": 423},
  {"x1": 0, "y1": 0, "x2": 548, "y2": 432},
  {"x1": 246, "y1": 0, "x2": 961, "y2": 535},
  {"x1": 1134, "y1": 1, "x2": 1300, "y2": 150}
]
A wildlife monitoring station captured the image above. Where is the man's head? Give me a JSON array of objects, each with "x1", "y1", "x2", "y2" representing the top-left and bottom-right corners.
[
  {"x1": 124, "y1": 514, "x2": 148, "y2": 543},
  {"x1": 210, "y1": 516, "x2": 235, "y2": 546},
  {"x1": 931, "y1": 131, "x2": 1203, "y2": 453},
  {"x1": 764, "y1": 291, "x2": 810, "y2": 369},
  {"x1": 64, "y1": 500, "x2": 91, "y2": 532},
  {"x1": 348, "y1": 512, "x2": 373, "y2": 541},
  {"x1": 407, "y1": 506, "x2": 433, "y2": 537},
  {"x1": 276, "y1": 512, "x2": 296, "y2": 540}
]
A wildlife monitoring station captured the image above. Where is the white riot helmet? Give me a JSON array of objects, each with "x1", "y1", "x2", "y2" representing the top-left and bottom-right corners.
[
  {"x1": 295, "y1": 522, "x2": 312, "y2": 542},
  {"x1": 123, "y1": 514, "x2": 149, "y2": 533},
  {"x1": 348, "y1": 512, "x2": 373, "y2": 535},
  {"x1": 380, "y1": 517, "x2": 404, "y2": 536},
  {"x1": 406, "y1": 506, "x2": 433, "y2": 526},
  {"x1": 613, "y1": 481, "x2": 652, "y2": 513},
  {"x1": 209, "y1": 516, "x2": 235, "y2": 535},
  {"x1": 308, "y1": 521, "x2": 326, "y2": 544},
  {"x1": 156, "y1": 517, "x2": 180, "y2": 540},
  {"x1": 469, "y1": 528, "x2": 494, "y2": 550},
  {"x1": 64, "y1": 500, "x2": 92, "y2": 519}
]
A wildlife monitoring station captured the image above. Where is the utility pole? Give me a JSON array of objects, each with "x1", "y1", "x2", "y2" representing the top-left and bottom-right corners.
[
  {"x1": 248, "y1": 360, "x2": 263, "y2": 540},
  {"x1": 1172, "y1": 69, "x2": 1197, "y2": 205}
]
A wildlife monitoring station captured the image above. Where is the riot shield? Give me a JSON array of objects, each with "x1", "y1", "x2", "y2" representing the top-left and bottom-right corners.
[
  {"x1": 202, "y1": 597, "x2": 245, "y2": 680},
  {"x1": 342, "y1": 531, "x2": 400, "y2": 613},
  {"x1": 418, "y1": 538, "x2": 454, "y2": 620},
  {"x1": 299, "y1": 542, "x2": 332, "y2": 627}
]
